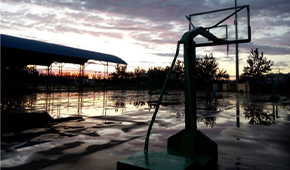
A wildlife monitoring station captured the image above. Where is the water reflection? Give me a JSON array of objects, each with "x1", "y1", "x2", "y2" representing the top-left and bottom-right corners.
[
  {"x1": 1, "y1": 91, "x2": 285, "y2": 129},
  {"x1": 1, "y1": 93, "x2": 38, "y2": 114},
  {"x1": 1, "y1": 91, "x2": 185, "y2": 119},
  {"x1": 133, "y1": 101, "x2": 146, "y2": 108},
  {"x1": 241, "y1": 102, "x2": 279, "y2": 126},
  {"x1": 236, "y1": 94, "x2": 240, "y2": 128},
  {"x1": 1, "y1": 91, "x2": 289, "y2": 169},
  {"x1": 199, "y1": 117, "x2": 217, "y2": 128}
]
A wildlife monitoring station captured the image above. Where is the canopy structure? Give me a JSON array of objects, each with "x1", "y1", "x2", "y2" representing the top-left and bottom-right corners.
[{"x1": 1, "y1": 34, "x2": 127, "y2": 67}]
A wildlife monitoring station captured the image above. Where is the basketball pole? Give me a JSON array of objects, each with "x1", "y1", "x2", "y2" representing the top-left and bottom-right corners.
[{"x1": 235, "y1": 0, "x2": 239, "y2": 92}]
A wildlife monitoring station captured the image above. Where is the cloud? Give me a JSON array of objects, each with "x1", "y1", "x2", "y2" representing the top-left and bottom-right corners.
[
  {"x1": 1, "y1": 0, "x2": 290, "y2": 74},
  {"x1": 150, "y1": 52, "x2": 178, "y2": 58},
  {"x1": 275, "y1": 61, "x2": 289, "y2": 67},
  {"x1": 241, "y1": 41, "x2": 290, "y2": 56},
  {"x1": 248, "y1": 0, "x2": 290, "y2": 16}
]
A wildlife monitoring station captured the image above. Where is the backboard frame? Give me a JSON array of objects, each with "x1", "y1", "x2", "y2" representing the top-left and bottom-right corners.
[{"x1": 188, "y1": 5, "x2": 251, "y2": 47}]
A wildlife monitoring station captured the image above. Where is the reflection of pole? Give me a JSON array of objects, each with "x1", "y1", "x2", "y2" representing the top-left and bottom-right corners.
[
  {"x1": 93, "y1": 91, "x2": 95, "y2": 106},
  {"x1": 51, "y1": 92, "x2": 55, "y2": 118},
  {"x1": 67, "y1": 90, "x2": 70, "y2": 111},
  {"x1": 48, "y1": 93, "x2": 51, "y2": 116},
  {"x1": 102, "y1": 91, "x2": 107, "y2": 115},
  {"x1": 45, "y1": 92, "x2": 48, "y2": 111},
  {"x1": 276, "y1": 104, "x2": 278, "y2": 118},
  {"x1": 77, "y1": 64, "x2": 84, "y2": 115},
  {"x1": 272, "y1": 103, "x2": 278, "y2": 121},
  {"x1": 272, "y1": 103, "x2": 275, "y2": 121},
  {"x1": 77, "y1": 91, "x2": 83, "y2": 115},
  {"x1": 57, "y1": 95, "x2": 61, "y2": 118},
  {"x1": 235, "y1": 0, "x2": 239, "y2": 92},
  {"x1": 94, "y1": 71, "x2": 96, "y2": 92},
  {"x1": 236, "y1": 94, "x2": 240, "y2": 127}
]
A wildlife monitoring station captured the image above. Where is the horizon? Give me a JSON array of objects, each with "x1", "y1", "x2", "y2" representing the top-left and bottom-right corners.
[{"x1": 34, "y1": 62, "x2": 289, "y2": 81}]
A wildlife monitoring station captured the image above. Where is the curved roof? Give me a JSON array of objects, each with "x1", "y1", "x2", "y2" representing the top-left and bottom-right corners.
[{"x1": 1, "y1": 34, "x2": 127, "y2": 66}]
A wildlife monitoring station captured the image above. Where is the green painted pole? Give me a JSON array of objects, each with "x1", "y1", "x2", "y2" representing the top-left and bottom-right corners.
[{"x1": 183, "y1": 39, "x2": 197, "y2": 133}]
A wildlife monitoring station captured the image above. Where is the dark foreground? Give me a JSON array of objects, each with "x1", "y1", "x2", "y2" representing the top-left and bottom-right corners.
[{"x1": 1, "y1": 91, "x2": 290, "y2": 170}]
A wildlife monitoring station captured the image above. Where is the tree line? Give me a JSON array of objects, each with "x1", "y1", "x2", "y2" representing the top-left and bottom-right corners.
[
  {"x1": 2, "y1": 48, "x2": 278, "y2": 92},
  {"x1": 109, "y1": 48, "x2": 276, "y2": 91},
  {"x1": 109, "y1": 53, "x2": 230, "y2": 90}
]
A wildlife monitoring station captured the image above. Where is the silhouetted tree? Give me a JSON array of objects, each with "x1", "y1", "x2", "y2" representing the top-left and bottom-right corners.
[
  {"x1": 196, "y1": 53, "x2": 229, "y2": 81},
  {"x1": 2, "y1": 64, "x2": 40, "y2": 90},
  {"x1": 173, "y1": 60, "x2": 185, "y2": 81},
  {"x1": 148, "y1": 66, "x2": 169, "y2": 88},
  {"x1": 109, "y1": 55, "x2": 229, "y2": 90},
  {"x1": 134, "y1": 66, "x2": 146, "y2": 78},
  {"x1": 216, "y1": 69, "x2": 230, "y2": 81},
  {"x1": 110, "y1": 64, "x2": 127, "y2": 80},
  {"x1": 242, "y1": 48, "x2": 274, "y2": 82}
]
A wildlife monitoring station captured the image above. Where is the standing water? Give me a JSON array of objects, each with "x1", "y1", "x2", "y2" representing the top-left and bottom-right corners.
[{"x1": 1, "y1": 90, "x2": 290, "y2": 170}]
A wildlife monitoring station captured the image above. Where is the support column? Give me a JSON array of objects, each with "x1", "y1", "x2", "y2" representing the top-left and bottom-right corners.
[
  {"x1": 46, "y1": 65, "x2": 52, "y2": 92},
  {"x1": 183, "y1": 40, "x2": 197, "y2": 133},
  {"x1": 47, "y1": 65, "x2": 51, "y2": 76},
  {"x1": 77, "y1": 64, "x2": 84, "y2": 115},
  {"x1": 58, "y1": 63, "x2": 65, "y2": 92},
  {"x1": 104, "y1": 62, "x2": 108, "y2": 79},
  {"x1": 78, "y1": 64, "x2": 85, "y2": 92},
  {"x1": 58, "y1": 63, "x2": 65, "y2": 77}
]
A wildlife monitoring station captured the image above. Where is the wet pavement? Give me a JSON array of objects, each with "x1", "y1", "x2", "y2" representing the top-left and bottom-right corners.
[{"x1": 1, "y1": 90, "x2": 290, "y2": 170}]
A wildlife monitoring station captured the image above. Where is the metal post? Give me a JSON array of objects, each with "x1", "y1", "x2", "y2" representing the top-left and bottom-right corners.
[
  {"x1": 46, "y1": 65, "x2": 51, "y2": 92},
  {"x1": 183, "y1": 40, "x2": 197, "y2": 132},
  {"x1": 58, "y1": 63, "x2": 64, "y2": 92},
  {"x1": 104, "y1": 62, "x2": 108, "y2": 79},
  {"x1": 77, "y1": 64, "x2": 84, "y2": 115},
  {"x1": 235, "y1": 0, "x2": 239, "y2": 92},
  {"x1": 78, "y1": 64, "x2": 84, "y2": 93}
]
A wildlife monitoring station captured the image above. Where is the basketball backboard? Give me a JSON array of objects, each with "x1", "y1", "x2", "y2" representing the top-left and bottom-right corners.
[{"x1": 187, "y1": 5, "x2": 250, "y2": 47}]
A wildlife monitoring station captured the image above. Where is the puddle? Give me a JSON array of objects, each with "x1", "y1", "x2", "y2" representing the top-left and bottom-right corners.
[{"x1": 1, "y1": 90, "x2": 289, "y2": 168}]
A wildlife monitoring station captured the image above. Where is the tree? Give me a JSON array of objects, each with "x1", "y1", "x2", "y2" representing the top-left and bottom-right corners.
[
  {"x1": 242, "y1": 48, "x2": 274, "y2": 82},
  {"x1": 134, "y1": 66, "x2": 146, "y2": 78},
  {"x1": 195, "y1": 53, "x2": 229, "y2": 89},
  {"x1": 172, "y1": 60, "x2": 185, "y2": 81},
  {"x1": 216, "y1": 69, "x2": 230, "y2": 81},
  {"x1": 110, "y1": 64, "x2": 127, "y2": 80},
  {"x1": 196, "y1": 53, "x2": 229, "y2": 81}
]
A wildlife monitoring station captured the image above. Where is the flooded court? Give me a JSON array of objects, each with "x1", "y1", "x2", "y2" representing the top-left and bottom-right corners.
[{"x1": 1, "y1": 90, "x2": 290, "y2": 170}]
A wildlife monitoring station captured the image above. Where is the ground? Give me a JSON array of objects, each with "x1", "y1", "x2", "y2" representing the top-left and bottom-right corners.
[{"x1": 1, "y1": 90, "x2": 290, "y2": 170}]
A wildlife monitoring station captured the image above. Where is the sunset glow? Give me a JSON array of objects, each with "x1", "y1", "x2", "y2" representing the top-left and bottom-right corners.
[{"x1": 1, "y1": 0, "x2": 290, "y2": 78}]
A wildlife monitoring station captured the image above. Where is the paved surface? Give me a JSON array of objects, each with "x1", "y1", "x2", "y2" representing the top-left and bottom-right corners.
[{"x1": 1, "y1": 91, "x2": 290, "y2": 170}]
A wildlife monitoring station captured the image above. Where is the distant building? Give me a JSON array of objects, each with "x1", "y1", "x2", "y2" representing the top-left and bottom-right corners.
[
  {"x1": 214, "y1": 73, "x2": 290, "y2": 93},
  {"x1": 221, "y1": 81, "x2": 235, "y2": 92},
  {"x1": 238, "y1": 83, "x2": 250, "y2": 93},
  {"x1": 266, "y1": 73, "x2": 285, "y2": 83}
]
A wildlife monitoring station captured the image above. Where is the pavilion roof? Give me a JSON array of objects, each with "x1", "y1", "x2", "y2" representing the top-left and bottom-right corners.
[{"x1": 1, "y1": 34, "x2": 127, "y2": 66}]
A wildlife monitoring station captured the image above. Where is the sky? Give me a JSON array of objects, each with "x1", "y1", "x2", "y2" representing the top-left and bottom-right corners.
[{"x1": 1, "y1": 0, "x2": 290, "y2": 78}]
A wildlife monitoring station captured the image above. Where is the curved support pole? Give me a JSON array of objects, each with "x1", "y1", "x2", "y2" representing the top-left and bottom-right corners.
[{"x1": 144, "y1": 42, "x2": 181, "y2": 152}]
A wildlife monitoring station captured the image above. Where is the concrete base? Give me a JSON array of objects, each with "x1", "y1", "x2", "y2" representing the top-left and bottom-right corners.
[{"x1": 117, "y1": 150, "x2": 195, "y2": 170}]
